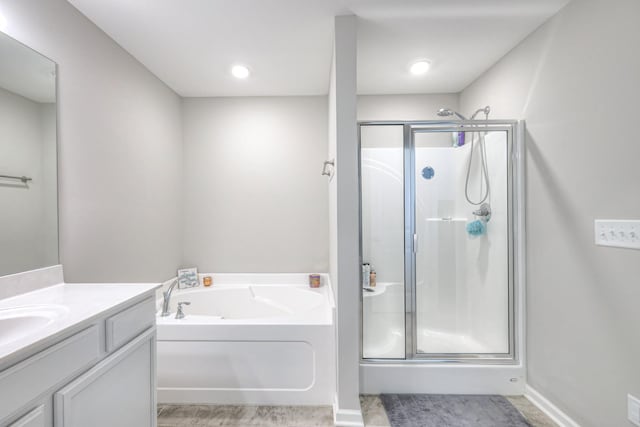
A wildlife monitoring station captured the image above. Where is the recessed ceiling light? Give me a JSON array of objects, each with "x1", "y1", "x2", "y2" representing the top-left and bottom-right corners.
[
  {"x1": 410, "y1": 60, "x2": 431, "y2": 75},
  {"x1": 231, "y1": 65, "x2": 250, "y2": 79}
]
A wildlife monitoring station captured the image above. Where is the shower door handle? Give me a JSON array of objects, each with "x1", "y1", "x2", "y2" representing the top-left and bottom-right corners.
[{"x1": 413, "y1": 233, "x2": 418, "y2": 253}]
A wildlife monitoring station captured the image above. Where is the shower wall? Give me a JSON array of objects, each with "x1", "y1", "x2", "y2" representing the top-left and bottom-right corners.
[
  {"x1": 360, "y1": 126, "x2": 404, "y2": 285},
  {"x1": 360, "y1": 125, "x2": 405, "y2": 359},
  {"x1": 414, "y1": 131, "x2": 509, "y2": 354}
]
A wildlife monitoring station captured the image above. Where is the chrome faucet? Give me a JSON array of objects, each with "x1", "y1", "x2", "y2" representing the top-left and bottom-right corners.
[
  {"x1": 161, "y1": 279, "x2": 179, "y2": 317},
  {"x1": 175, "y1": 301, "x2": 191, "y2": 319}
]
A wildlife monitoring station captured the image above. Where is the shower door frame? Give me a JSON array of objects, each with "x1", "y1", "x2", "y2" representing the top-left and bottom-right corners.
[{"x1": 358, "y1": 119, "x2": 525, "y2": 365}]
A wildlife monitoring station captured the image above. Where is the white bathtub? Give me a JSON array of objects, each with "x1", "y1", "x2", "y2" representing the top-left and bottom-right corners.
[{"x1": 155, "y1": 274, "x2": 335, "y2": 405}]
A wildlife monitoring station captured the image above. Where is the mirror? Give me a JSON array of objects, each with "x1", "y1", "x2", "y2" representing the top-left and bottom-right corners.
[{"x1": 0, "y1": 32, "x2": 58, "y2": 277}]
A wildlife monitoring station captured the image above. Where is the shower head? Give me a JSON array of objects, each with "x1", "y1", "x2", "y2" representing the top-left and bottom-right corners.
[
  {"x1": 437, "y1": 106, "x2": 491, "y2": 121},
  {"x1": 437, "y1": 108, "x2": 468, "y2": 120}
]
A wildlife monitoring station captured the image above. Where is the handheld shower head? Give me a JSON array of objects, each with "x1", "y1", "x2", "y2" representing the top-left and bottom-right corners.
[
  {"x1": 436, "y1": 105, "x2": 493, "y2": 206},
  {"x1": 437, "y1": 106, "x2": 491, "y2": 121},
  {"x1": 437, "y1": 108, "x2": 468, "y2": 120}
]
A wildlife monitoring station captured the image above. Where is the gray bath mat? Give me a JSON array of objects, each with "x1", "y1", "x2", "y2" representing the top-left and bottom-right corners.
[{"x1": 380, "y1": 394, "x2": 532, "y2": 427}]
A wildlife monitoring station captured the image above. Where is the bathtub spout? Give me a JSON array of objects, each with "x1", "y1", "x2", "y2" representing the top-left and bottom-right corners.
[{"x1": 161, "y1": 279, "x2": 179, "y2": 317}]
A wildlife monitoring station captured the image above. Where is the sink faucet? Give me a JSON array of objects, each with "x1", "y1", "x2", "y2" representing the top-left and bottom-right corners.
[{"x1": 161, "y1": 279, "x2": 179, "y2": 317}]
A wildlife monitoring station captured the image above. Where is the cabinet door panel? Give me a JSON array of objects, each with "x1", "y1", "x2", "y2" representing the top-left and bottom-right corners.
[
  {"x1": 105, "y1": 297, "x2": 155, "y2": 352},
  {"x1": 0, "y1": 326, "x2": 99, "y2": 420},
  {"x1": 9, "y1": 405, "x2": 45, "y2": 427},
  {"x1": 54, "y1": 328, "x2": 156, "y2": 427}
]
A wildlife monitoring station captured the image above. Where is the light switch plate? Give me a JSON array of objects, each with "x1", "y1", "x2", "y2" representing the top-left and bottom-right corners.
[
  {"x1": 629, "y1": 394, "x2": 640, "y2": 426},
  {"x1": 594, "y1": 220, "x2": 640, "y2": 249}
]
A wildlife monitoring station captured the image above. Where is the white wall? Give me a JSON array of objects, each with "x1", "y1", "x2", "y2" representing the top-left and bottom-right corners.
[
  {"x1": 181, "y1": 96, "x2": 328, "y2": 273},
  {"x1": 358, "y1": 93, "x2": 459, "y2": 121},
  {"x1": 360, "y1": 128, "x2": 404, "y2": 285},
  {"x1": 0, "y1": 0, "x2": 183, "y2": 282},
  {"x1": 460, "y1": 0, "x2": 640, "y2": 425},
  {"x1": 0, "y1": 87, "x2": 57, "y2": 275}
]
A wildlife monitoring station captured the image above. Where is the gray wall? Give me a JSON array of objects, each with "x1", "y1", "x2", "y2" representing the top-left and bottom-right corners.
[
  {"x1": 460, "y1": 0, "x2": 640, "y2": 425},
  {"x1": 182, "y1": 96, "x2": 328, "y2": 273},
  {"x1": 358, "y1": 93, "x2": 459, "y2": 121},
  {"x1": 331, "y1": 15, "x2": 363, "y2": 424},
  {"x1": 1, "y1": 0, "x2": 183, "y2": 282},
  {"x1": 0, "y1": 87, "x2": 57, "y2": 275}
]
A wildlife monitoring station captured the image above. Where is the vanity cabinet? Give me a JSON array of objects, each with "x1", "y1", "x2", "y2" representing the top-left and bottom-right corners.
[
  {"x1": 54, "y1": 328, "x2": 155, "y2": 427},
  {"x1": 0, "y1": 296, "x2": 157, "y2": 427}
]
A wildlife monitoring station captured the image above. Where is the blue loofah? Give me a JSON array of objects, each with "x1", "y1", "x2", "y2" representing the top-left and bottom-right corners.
[{"x1": 466, "y1": 219, "x2": 486, "y2": 236}]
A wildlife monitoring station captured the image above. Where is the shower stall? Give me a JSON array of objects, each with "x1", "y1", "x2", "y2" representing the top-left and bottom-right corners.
[{"x1": 359, "y1": 117, "x2": 524, "y2": 374}]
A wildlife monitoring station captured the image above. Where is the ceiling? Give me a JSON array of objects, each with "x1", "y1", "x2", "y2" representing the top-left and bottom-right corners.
[
  {"x1": 0, "y1": 31, "x2": 56, "y2": 103},
  {"x1": 67, "y1": 0, "x2": 569, "y2": 97}
]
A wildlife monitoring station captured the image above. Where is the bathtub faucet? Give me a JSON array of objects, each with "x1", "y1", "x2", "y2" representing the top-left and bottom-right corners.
[{"x1": 161, "y1": 279, "x2": 179, "y2": 317}]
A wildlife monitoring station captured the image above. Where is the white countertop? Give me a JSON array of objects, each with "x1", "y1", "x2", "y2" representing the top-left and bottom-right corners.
[{"x1": 0, "y1": 283, "x2": 160, "y2": 368}]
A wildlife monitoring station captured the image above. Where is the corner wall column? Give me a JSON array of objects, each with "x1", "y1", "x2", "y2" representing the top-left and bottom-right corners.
[{"x1": 328, "y1": 14, "x2": 363, "y2": 427}]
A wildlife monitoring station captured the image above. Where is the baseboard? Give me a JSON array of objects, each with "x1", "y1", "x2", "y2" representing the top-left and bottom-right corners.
[
  {"x1": 158, "y1": 388, "x2": 333, "y2": 406},
  {"x1": 333, "y1": 397, "x2": 364, "y2": 427},
  {"x1": 525, "y1": 385, "x2": 581, "y2": 427}
]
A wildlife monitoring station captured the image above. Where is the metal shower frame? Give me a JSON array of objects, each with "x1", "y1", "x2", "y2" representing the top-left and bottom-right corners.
[{"x1": 358, "y1": 119, "x2": 525, "y2": 365}]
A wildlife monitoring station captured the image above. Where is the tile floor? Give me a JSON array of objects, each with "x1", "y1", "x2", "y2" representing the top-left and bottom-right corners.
[{"x1": 157, "y1": 395, "x2": 558, "y2": 427}]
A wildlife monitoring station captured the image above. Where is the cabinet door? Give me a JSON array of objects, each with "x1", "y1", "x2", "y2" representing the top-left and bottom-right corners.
[
  {"x1": 9, "y1": 406, "x2": 45, "y2": 427},
  {"x1": 54, "y1": 328, "x2": 156, "y2": 427}
]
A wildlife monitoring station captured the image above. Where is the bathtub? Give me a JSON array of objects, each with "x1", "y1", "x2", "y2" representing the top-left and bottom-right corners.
[{"x1": 155, "y1": 274, "x2": 335, "y2": 405}]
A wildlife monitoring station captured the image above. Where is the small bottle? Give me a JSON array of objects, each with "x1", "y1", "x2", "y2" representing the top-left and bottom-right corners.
[
  {"x1": 369, "y1": 270, "x2": 376, "y2": 288},
  {"x1": 362, "y1": 263, "x2": 371, "y2": 288}
]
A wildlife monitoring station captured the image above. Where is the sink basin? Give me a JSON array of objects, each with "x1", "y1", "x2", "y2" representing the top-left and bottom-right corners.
[{"x1": 0, "y1": 305, "x2": 69, "y2": 347}]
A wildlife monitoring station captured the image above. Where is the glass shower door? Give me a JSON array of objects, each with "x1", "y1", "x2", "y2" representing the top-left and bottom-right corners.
[
  {"x1": 360, "y1": 121, "x2": 518, "y2": 362},
  {"x1": 412, "y1": 127, "x2": 512, "y2": 357}
]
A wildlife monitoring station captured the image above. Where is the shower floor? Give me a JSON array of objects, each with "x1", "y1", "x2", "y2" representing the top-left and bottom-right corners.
[
  {"x1": 417, "y1": 328, "x2": 489, "y2": 354},
  {"x1": 363, "y1": 328, "x2": 405, "y2": 359},
  {"x1": 364, "y1": 327, "x2": 494, "y2": 359}
]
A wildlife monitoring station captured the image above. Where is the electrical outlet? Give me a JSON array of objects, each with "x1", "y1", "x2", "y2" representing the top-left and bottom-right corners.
[
  {"x1": 629, "y1": 394, "x2": 640, "y2": 426},
  {"x1": 594, "y1": 220, "x2": 640, "y2": 249}
]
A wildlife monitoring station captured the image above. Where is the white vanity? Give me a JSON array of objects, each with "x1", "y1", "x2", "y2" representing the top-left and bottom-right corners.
[{"x1": 0, "y1": 269, "x2": 159, "y2": 427}]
